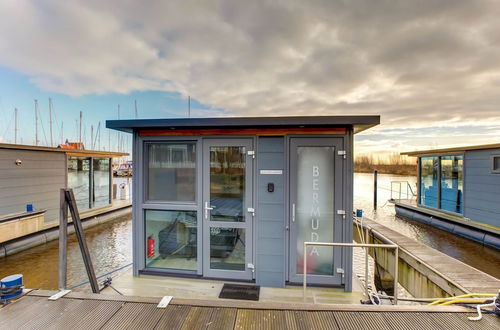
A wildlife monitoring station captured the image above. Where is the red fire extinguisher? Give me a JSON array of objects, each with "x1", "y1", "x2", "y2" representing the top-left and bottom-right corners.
[{"x1": 147, "y1": 235, "x2": 155, "y2": 258}]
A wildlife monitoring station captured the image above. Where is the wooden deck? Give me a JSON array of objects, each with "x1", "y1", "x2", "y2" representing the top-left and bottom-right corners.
[
  {"x1": 0, "y1": 290, "x2": 498, "y2": 329},
  {"x1": 358, "y1": 217, "x2": 500, "y2": 295}
]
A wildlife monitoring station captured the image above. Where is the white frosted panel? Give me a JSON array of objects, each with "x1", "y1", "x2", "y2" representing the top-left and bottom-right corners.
[{"x1": 296, "y1": 146, "x2": 335, "y2": 275}]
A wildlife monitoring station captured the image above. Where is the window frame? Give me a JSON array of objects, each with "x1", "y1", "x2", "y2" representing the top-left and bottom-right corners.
[
  {"x1": 491, "y1": 155, "x2": 500, "y2": 174},
  {"x1": 144, "y1": 140, "x2": 199, "y2": 205},
  {"x1": 143, "y1": 208, "x2": 199, "y2": 274},
  {"x1": 139, "y1": 137, "x2": 203, "y2": 276},
  {"x1": 418, "y1": 153, "x2": 464, "y2": 215}
]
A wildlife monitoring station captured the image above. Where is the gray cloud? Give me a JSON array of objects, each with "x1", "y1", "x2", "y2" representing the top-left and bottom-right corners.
[{"x1": 1, "y1": 0, "x2": 500, "y2": 151}]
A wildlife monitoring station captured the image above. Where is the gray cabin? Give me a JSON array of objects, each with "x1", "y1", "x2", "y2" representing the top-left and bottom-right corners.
[
  {"x1": 0, "y1": 143, "x2": 127, "y2": 245},
  {"x1": 396, "y1": 143, "x2": 500, "y2": 249},
  {"x1": 107, "y1": 115, "x2": 380, "y2": 290}
]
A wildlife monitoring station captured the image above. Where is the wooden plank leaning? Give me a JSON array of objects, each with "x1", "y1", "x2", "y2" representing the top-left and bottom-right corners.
[{"x1": 64, "y1": 188, "x2": 100, "y2": 293}]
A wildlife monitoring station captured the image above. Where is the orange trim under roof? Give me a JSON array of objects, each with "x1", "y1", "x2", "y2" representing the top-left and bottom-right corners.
[
  {"x1": 0, "y1": 143, "x2": 128, "y2": 157},
  {"x1": 139, "y1": 127, "x2": 347, "y2": 136},
  {"x1": 401, "y1": 142, "x2": 500, "y2": 157}
]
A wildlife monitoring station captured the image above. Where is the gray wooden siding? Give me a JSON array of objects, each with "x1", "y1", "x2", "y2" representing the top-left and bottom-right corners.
[
  {"x1": 256, "y1": 137, "x2": 285, "y2": 287},
  {"x1": 0, "y1": 149, "x2": 66, "y2": 224},
  {"x1": 464, "y1": 149, "x2": 500, "y2": 227}
]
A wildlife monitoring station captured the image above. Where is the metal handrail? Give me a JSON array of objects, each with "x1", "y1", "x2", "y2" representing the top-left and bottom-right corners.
[
  {"x1": 390, "y1": 181, "x2": 416, "y2": 200},
  {"x1": 302, "y1": 241, "x2": 399, "y2": 304}
]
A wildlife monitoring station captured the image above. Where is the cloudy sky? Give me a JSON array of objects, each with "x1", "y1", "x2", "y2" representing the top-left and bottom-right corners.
[{"x1": 0, "y1": 0, "x2": 499, "y2": 156}]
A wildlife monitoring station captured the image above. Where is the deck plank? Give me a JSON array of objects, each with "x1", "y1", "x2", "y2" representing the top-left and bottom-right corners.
[
  {"x1": 71, "y1": 300, "x2": 124, "y2": 330},
  {"x1": 181, "y1": 306, "x2": 214, "y2": 330},
  {"x1": 100, "y1": 302, "x2": 147, "y2": 330},
  {"x1": 0, "y1": 296, "x2": 45, "y2": 328},
  {"x1": 2, "y1": 292, "x2": 497, "y2": 329},
  {"x1": 305, "y1": 311, "x2": 339, "y2": 330},
  {"x1": 17, "y1": 298, "x2": 82, "y2": 330},
  {"x1": 154, "y1": 305, "x2": 191, "y2": 330},
  {"x1": 334, "y1": 311, "x2": 387, "y2": 330},
  {"x1": 206, "y1": 307, "x2": 237, "y2": 329}
]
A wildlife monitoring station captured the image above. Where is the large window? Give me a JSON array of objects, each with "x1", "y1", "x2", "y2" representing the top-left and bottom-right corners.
[
  {"x1": 440, "y1": 155, "x2": 463, "y2": 213},
  {"x1": 147, "y1": 143, "x2": 196, "y2": 202},
  {"x1": 93, "y1": 158, "x2": 111, "y2": 208},
  {"x1": 68, "y1": 157, "x2": 91, "y2": 210},
  {"x1": 68, "y1": 156, "x2": 112, "y2": 211},
  {"x1": 145, "y1": 210, "x2": 197, "y2": 271},
  {"x1": 419, "y1": 155, "x2": 463, "y2": 214},
  {"x1": 420, "y1": 157, "x2": 439, "y2": 208}
]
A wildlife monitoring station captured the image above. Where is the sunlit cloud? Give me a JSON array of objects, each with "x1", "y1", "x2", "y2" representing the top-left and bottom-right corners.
[{"x1": 0, "y1": 0, "x2": 499, "y2": 152}]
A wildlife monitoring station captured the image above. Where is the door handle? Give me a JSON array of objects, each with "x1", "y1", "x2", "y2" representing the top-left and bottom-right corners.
[
  {"x1": 204, "y1": 201, "x2": 214, "y2": 220},
  {"x1": 292, "y1": 203, "x2": 296, "y2": 222}
]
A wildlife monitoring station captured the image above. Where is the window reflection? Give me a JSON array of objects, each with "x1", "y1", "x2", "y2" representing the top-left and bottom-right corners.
[
  {"x1": 147, "y1": 143, "x2": 196, "y2": 202},
  {"x1": 93, "y1": 158, "x2": 110, "y2": 208},
  {"x1": 68, "y1": 157, "x2": 90, "y2": 210},
  {"x1": 420, "y1": 157, "x2": 439, "y2": 208},
  {"x1": 210, "y1": 227, "x2": 245, "y2": 271},
  {"x1": 209, "y1": 146, "x2": 246, "y2": 222},
  {"x1": 145, "y1": 210, "x2": 197, "y2": 271},
  {"x1": 440, "y1": 155, "x2": 463, "y2": 214}
]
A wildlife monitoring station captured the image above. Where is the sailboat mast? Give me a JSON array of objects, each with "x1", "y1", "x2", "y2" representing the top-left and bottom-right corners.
[
  {"x1": 14, "y1": 108, "x2": 18, "y2": 144},
  {"x1": 49, "y1": 98, "x2": 53, "y2": 146},
  {"x1": 79, "y1": 111, "x2": 83, "y2": 146},
  {"x1": 34, "y1": 100, "x2": 39, "y2": 146},
  {"x1": 91, "y1": 125, "x2": 94, "y2": 149}
]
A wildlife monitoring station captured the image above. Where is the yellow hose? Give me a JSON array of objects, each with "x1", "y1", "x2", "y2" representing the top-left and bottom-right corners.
[
  {"x1": 428, "y1": 293, "x2": 496, "y2": 306},
  {"x1": 439, "y1": 298, "x2": 491, "y2": 306}
]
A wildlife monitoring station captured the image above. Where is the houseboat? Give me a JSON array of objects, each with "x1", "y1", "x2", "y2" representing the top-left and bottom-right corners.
[
  {"x1": 0, "y1": 143, "x2": 129, "y2": 252},
  {"x1": 107, "y1": 115, "x2": 380, "y2": 291},
  {"x1": 396, "y1": 143, "x2": 500, "y2": 249}
]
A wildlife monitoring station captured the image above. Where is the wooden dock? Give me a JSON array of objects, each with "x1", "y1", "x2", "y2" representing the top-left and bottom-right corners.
[
  {"x1": 0, "y1": 290, "x2": 498, "y2": 329},
  {"x1": 357, "y1": 217, "x2": 500, "y2": 295}
]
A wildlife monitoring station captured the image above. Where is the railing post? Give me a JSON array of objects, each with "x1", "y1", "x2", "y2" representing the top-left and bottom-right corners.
[
  {"x1": 58, "y1": 188, "x2": 68, "y2": 290},
  {"x1": 394, "y1": 247, "x2": 399, "y2": 305},
  {"x1": 364, "y1": 248, "x2": 369, "y2": 299},
  {"x1": 373, "y1": 170, "x2": 378, "y2": 209},
  {"x1": 303, "y1": 242, "x2": 307, "y2": 301}
]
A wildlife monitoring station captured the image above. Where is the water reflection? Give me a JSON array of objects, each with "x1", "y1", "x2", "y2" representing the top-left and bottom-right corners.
[{"x1": 0, "y1": 215, "x2": 132, "y2": 290}]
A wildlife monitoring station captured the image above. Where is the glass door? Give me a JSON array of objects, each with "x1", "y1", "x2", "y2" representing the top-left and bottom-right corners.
[
  {"x1": 202, "y1": 139, "x2": 254, "y2": 280},
  {"x1": 289, "y1": 137, "x2": 343, "y2": 285}
]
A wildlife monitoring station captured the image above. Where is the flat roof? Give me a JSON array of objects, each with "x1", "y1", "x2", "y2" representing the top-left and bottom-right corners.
[
  {"x1": 402, "y1": 142, "x2": 500, "y2": 156},
  {"x1": 106, "y1": 115, "x2": 380, "y2": 134},
  {"x1": 0, "y1": 143, "x2": 128, "y2": 157}
]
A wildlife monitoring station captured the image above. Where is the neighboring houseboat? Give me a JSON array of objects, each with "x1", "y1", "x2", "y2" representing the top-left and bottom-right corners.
[
  {"x1": 0, "y1": 143, "x2": 128, "y2": 248},
  {"x1": 395, "y1": 143, "x2": 500, "y2": 249},
  {"x1": 107, "y1": 115, "x2": 380, "y2": 291}
]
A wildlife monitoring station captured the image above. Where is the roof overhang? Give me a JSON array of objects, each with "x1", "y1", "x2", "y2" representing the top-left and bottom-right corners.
[
  {"x1": 402, "y1": 142, "x2": 500, "y2": 157},
  {"x1": 106, "y1": 115, "x2": 380, "y2": 135},
  {"x1": 0, "y1": 143, "x2": 128, "y2": 157}
]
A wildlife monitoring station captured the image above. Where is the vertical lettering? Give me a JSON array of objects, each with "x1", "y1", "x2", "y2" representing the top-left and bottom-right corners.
[
  {"x1": 311, "y1": 218, "x2": 319, "y2": 230},
  {"x1": 311, "y1": 232, "x2": 319, "y2": 242},
  {"x1": 310, "y1": 247, "x2": 320, "y2": 256},
  {"x1": 313, "y1": 165, "x2": 319, "y2": 177},
  {"x1": 312, "y1": 179, "x2": 319, "y2": 190}
]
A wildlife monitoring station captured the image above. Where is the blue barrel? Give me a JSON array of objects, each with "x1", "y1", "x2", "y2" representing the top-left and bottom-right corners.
[
  {"x1": 1, "y1": 274, "x2": 23, "y2": 300},
  {"x1": 356, "y1": 209, "x2": 363, "y2": 217}
]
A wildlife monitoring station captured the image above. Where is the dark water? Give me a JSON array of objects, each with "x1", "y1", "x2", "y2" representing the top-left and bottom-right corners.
[
  {"x1": 0, "y1": 215, "x2": 132, "y2": 290},
  {"x1": 0, "y1": 173, "x2": 498, "y2": 291},
  {"x1": 354, "y1": 173, "x2": 500, "y2": 279}
]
